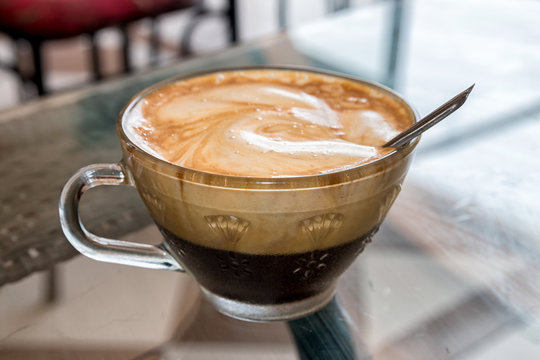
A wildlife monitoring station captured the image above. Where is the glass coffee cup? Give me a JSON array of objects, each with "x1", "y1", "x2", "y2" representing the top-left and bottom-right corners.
[{"x1": 59, "y1": 67, "x2": 419, "y2": 321}]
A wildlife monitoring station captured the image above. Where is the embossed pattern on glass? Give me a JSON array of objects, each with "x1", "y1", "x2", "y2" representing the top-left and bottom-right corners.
[
  {"x1": 205, "y1": 215, "x2": 250, "y2": 251},
  {"x1": 300, "y1": 213, "x2": 344, "y2": 246}
]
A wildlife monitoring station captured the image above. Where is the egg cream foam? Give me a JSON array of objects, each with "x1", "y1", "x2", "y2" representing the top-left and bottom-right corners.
[{"x1": 123, "y1": 70, "x2": 413, "y2": 177}]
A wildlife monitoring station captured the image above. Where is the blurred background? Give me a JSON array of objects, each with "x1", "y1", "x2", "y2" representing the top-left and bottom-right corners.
[{"x1": 0, "y1": 0, "x2": 375, "y2": 110}]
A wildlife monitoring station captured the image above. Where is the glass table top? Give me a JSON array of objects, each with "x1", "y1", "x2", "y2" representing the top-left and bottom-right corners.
[{"x1": 1, "y1": 0, "x2": 539, "y2": 359}]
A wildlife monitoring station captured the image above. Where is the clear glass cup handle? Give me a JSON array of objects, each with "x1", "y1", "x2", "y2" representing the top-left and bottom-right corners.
[{"x1": 59, "y1": 163, "x2": 184, "y2": 271}]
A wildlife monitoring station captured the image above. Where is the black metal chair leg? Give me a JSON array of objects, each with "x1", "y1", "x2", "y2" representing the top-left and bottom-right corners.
[
  {"x1": 119, "y1": 24, "x2": 132, "y2": 73},
  {"x1": 180, "y1": 1, "x2": 205, "y2": 56},
  {"x1": 29, "y1": 39, "x2": 46, "y2": 96},
  {"x1": 226, "y1": 0, "x2": 238, "y2": 43},
  {"x1": 12, "y1": 39, "x2": 28, "y2": 101},
  {"x1": 149, "y1": 17, "x2": 160, "y2": 66},
  {"x1": 181, "y1": 0, "x2": 238, "y2": 56},
  {"x1": 89, "y1": 32, "x2": 102, "y2": 81}
]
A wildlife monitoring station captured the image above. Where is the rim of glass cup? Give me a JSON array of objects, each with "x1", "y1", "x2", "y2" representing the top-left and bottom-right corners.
[{"x1": 116, "y1": 66, "x2": 420, "y2": 189}]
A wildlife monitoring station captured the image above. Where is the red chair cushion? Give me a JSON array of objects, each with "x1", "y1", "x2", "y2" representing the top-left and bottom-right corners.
[{"x1": 0, "y1": 0, "x2": 197, "y2": 38}]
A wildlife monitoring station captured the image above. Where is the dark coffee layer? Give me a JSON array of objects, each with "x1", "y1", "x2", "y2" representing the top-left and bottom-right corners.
[{"x1": 159, "y1": 225, "x2": 378, "y2": 304}]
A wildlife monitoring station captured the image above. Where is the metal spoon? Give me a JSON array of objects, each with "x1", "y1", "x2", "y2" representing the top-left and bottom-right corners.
[{"x1": 383, "y1": 84, "x2": 475, "y2": 148}]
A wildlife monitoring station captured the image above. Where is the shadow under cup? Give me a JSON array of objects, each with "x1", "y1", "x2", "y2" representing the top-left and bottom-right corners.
[{"x1": 59, "y1": 68, "x2": 419, "y2": 322}]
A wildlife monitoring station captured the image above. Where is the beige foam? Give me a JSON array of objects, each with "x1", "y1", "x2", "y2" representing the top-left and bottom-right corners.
[{"x1": 123, "y1": 70, "x2": 412, "y2": 177}]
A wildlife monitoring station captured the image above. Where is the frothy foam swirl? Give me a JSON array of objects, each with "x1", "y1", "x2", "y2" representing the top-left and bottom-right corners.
[{"x1": 123, "y1": 71, "x2": 412, "y2": 177}]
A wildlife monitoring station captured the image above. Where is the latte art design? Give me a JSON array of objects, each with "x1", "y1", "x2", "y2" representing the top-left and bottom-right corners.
[{"x1": 124, "y1": 70, "x2": 412, "y2": 177}]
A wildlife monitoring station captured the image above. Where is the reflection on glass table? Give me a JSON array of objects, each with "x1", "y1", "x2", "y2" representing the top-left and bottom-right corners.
[{"x1": 1, "y1": 0, "x2": 540, "y2": 359}]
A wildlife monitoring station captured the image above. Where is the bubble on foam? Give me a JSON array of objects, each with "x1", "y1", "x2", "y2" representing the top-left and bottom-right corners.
[{"x1": 215, "y1": 73, "x2": 225, "y2": 84}]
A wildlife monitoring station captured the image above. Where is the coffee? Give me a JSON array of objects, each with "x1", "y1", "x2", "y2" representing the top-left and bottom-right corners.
[
  {"x1": 160, "y1": 225, "x2": 376, "y2": 304},
  {"x1": 115, "y1": 69, "x2": 416, "y2": 311},
  {"x1": 57, "y1": 68, "x2": 417, "y2": 319},
  {"x1": 123, "y1": 70, "x2": 412, "y2": 177}
]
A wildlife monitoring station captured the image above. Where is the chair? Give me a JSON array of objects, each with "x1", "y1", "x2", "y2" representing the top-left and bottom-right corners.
[{"x1": 0, "y1": 0, "x2": 237, "y2": 97}]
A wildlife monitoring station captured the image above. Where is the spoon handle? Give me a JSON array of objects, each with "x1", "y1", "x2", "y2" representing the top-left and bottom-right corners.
[{"x1": 383, "y1": 84, "x2": 475, "y2": 148}]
